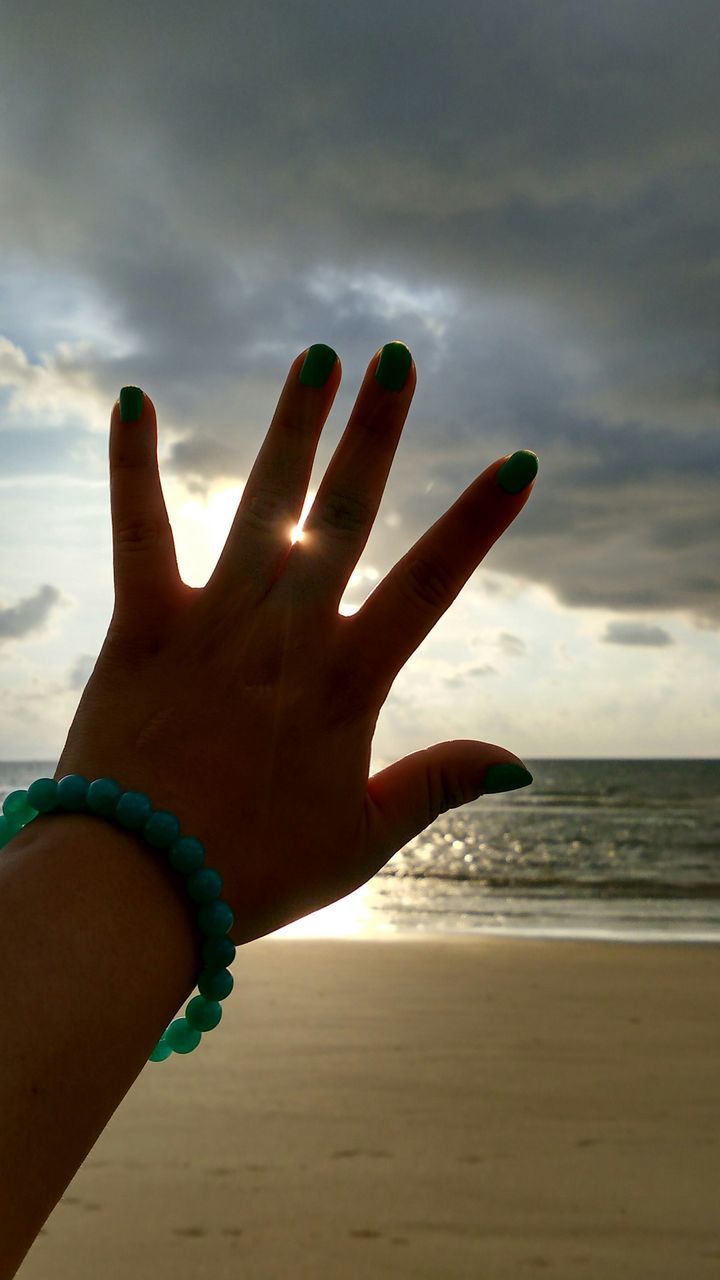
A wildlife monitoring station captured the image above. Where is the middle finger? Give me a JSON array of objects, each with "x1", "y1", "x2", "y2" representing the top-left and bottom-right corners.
[{"x1": 276, "y1": 341, "x2": 416, "y2": 610}]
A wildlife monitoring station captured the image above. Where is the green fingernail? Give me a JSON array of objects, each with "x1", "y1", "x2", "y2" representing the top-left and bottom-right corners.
[
  {"x1": 484, "y1": 763, "x2": 534, "y2": 793},
  {"x1": 375, "y1": 341, "x2": 412, "y2": 391},
  {"x1": 120, "y1": 386, "x2": 144, "y2": 422},
  {"x1": 496, "y1": 450, "x2": 539, "y2": 494},
  {"x1": 299, "y1": 344, "x2": 338, "y2": 388}
]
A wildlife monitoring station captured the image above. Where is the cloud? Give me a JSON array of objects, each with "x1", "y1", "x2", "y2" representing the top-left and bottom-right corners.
[
  {"x1": 443, "y1": 663, "x2": 497, "y2": 689},
  {"x1": 498, "y1": 633, "x2": 527, "y2": 657},
  {"x1": 602, "y1": 620, "x2": 674, "y2": 647},
  {"x1": 0, "y1": 585, "x2": 65, "y2": 642},
  {"x1": 0, "y1": 0, "x2": 718, "y2": 630}
]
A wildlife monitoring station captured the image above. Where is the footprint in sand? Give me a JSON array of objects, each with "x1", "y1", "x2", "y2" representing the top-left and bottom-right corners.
[
  {"x1": 332, "y1": 1149, "x2": 393, "y2": 1159},
  {"x1": 349, "y1": 1228, "x2": 412, "y2": 1243},
  {"x1": 171, "y1": 1226, "x2": 244, "y2": 1239}
]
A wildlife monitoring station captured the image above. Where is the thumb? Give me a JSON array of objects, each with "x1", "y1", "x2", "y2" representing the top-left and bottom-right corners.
[{"x1": 363, "y1": 740, "x2": 533, "y2": 868}]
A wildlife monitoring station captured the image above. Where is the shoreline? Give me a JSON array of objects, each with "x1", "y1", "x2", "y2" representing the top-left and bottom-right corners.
[{"x1": 270, "y1": 929, "x2": 720, "y2": 944}]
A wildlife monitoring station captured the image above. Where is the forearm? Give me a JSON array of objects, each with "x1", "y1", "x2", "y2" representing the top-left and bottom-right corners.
[{"x1": 0, "y1": 813, "x2": 202, "y2": 1278}]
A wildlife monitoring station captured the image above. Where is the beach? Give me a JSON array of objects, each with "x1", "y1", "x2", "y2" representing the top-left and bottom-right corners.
[{"x1": 18, "y1": 937, "x2": 720, "y2": 1279}]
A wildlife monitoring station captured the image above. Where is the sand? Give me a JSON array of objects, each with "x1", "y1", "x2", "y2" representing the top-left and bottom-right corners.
[{"x1": 17, "y1": 937, "x2": 720, "y2": 1279}]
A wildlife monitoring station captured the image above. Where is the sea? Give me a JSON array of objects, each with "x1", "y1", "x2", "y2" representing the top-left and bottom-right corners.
[{"x1": 2, "y1": 758, "x2": 718, "y2": 945}]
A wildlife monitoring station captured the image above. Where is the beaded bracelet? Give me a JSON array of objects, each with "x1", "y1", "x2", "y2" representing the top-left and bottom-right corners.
[{"x1": 0, "y1": 774, "x2": 236, "y2": 1065}]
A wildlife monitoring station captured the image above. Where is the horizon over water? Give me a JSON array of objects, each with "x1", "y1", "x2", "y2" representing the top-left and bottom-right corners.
[{"x1": 2, "y1": 758, "x2": 719, "y2": 945}]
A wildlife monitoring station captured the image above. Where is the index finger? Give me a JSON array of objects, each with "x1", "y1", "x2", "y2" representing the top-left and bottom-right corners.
[{"x1": 341, "y1": 450, "x2": 538, "y2": 706}]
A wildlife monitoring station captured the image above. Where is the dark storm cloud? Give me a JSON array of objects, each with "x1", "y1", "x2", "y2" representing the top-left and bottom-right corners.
[{"x1": 1, "y1": 0, "x2": 718, "y2": 624}]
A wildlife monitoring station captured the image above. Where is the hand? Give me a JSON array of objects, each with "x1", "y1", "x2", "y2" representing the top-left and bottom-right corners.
[{"x1": 53, "y1": 342, "x2": 537, "y2": 946}]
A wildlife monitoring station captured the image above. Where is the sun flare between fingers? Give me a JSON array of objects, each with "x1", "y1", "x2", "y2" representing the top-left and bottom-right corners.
[{"x1": 171, "y1": 483, "x2": 315, "y2": 587}]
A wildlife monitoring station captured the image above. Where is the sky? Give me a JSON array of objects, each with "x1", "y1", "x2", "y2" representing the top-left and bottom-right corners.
[{"x1": 0, "y1": 0, "x2": 718, "y2": 767}]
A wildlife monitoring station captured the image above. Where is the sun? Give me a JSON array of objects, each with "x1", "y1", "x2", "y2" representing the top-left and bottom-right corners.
[{"x1": 172, "y1": 482, "x2": 315, "y2": 587}]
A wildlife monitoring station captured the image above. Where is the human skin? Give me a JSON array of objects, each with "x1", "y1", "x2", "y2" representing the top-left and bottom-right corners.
[
  {"x1": 0, "y1": 342, "x2": 538, "y2": 1275},
  {"x1": 43, "y1": 341, "x2": 537, "y2": 947}
]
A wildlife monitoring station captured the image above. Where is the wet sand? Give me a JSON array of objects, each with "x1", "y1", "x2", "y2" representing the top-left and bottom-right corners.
[{"x1": 18, "y1": 936, "x2": 720, "y2": 1279}]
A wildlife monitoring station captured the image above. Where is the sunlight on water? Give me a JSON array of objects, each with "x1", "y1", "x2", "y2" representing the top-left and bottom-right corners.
[
  {"x1": 1, "y1": 761, "x2": 718, "y2": 942},
  {"x1": 273, "y1": 882, "x2": 375, "y2": 939}
]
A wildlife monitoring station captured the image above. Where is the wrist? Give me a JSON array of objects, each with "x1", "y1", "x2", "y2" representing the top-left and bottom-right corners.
[{"x1": 6, "y1": 811, "x2": 202, "y2": 996}]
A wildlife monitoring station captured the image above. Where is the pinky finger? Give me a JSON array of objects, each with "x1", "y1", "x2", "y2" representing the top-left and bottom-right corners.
[{"x1": 109, "y1": 387, "x2": 185, "y2": 638}]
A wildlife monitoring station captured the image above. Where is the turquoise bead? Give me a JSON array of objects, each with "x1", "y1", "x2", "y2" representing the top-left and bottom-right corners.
[
  {"x1": 197, "y1": 899, "x2": 234, "y2": 937},
  {"x1": 201, "y1": 935, "x2": 236, "y2": 970},
  {"x1": 198, "y1": 966, "x2": 234, "y2": 1001},
  {"x1": 87, "y1": 777, "x2": 122, "y2": 816},
  {"x1": 57, "y1": 774, "x2": 90, "y2": 810},
  {"x1": 144, "y1": 809, "x2": 181, "y2": 849},
  {"x1": 3, "y1": 789, "x2": 37, "y2": 827},
  {"x1": 148, "y1": 1040, "x2": 173, "y2": 1062},
  {"x1": 115, "y1": 790, "x2": 152, "y2": 829},
  {"x1": 167, "y1": 835, "x2": 205, "y2": 875},
  {"x1": 185, "y1": 994, "x2": 222, "y2": 1031},
  {"x1": 186, "y1": 866, "x2": 223, "y2": 904},
  {"x1": 27, "y1": 777, "x2": 59, "y2": 813},
  {"x1": 165, "y1": 1018, "x2": 202, "y2": 1054}
]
